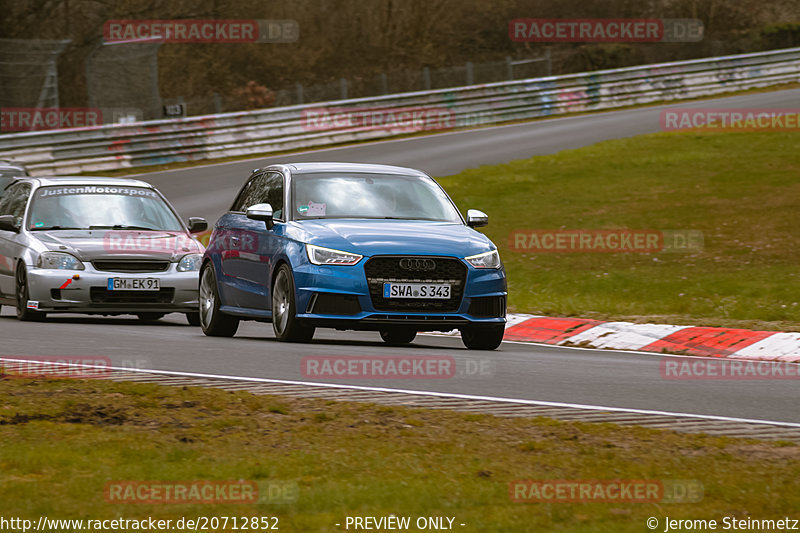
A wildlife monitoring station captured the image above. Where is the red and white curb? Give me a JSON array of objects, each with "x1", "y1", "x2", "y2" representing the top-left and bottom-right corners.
[{"x1": 503, "y1": 315, "x2": 800, "y2": 362}]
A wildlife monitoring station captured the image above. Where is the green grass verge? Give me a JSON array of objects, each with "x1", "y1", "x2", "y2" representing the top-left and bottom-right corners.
[
  {"x1": 1, "y1": 378, "x2": 799, "y2": 531},
  {"x1": 438, "y1": 129, "x2": 800, "y2": 332}
]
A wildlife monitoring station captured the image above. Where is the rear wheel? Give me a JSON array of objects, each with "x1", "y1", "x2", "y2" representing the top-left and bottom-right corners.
[
  {"x1": 15, "y1": 265, "x2": 46, "y2": 321},
  {"x1": 272, "y1": 264, "x2": 315, "y2": 342},
  {"x1": 186, "y1": 312, "x2": 201, "y2": 326},
  {"x1": 137, "y1": 313, "x2": 165, "y2": 323},
  {"x1": 380, "y1": 328, "x2": 417, "y2": 345},
  {"x1": 460, "y1": 324, "x2": 505, "y2": 350},
  {"x1": 199, "y1": 264, "x2": 239, "y2": 337}
]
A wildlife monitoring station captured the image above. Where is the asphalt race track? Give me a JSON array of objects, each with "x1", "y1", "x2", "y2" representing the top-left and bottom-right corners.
[
  {"x1": 3, "y1": 88, "x2": 799, "y2": 425},
  {"x1": 144, "y1": 88, "x2": 800, "y2": 224},
  {"x1": 3, "y1": 313, "x2": 800, "y2": 424}
]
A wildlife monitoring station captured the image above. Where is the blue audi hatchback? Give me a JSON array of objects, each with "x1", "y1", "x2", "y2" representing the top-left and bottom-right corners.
[{"x1": 199, "y1": 163, "x2": 506, "y2": 349}]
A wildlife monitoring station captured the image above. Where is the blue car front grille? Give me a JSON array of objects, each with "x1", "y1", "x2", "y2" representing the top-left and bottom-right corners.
[{"x1": 364, "y1": 256, "x2": 466, "y2": 312}]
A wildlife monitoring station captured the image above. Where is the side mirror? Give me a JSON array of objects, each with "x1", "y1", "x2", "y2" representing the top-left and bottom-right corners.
[
  {"x1": 246, "y1": 203, "x2": 274, "y2": 230},
  {"x1": 466, "y1": 209, "x2": 488, "y2": 228},
  {"x1": 0, "y1": 215, "x2": 20, "y2": 233},
  {"x1": 187, "y1": 217, "x2": 208, "y2": 233}
]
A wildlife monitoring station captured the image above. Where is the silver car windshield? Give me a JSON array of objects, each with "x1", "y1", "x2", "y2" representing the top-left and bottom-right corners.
[
  {"x1": 28, "y1": 185, "x2": 184, "y2": 231},
  {"x1": 292, "y1": 173, "x2": 462, "y2": 223}
]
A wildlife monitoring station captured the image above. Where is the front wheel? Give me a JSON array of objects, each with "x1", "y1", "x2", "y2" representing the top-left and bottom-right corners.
[
  {"x1": 380, "y1": 328, "x2": 417, "y2": 345},
  {"x1": 15, "y1": 265, "x2": 46, "y2": 321},
  {"x1": 460, "y1": 324, "x2": 505, "y2": 350},
  {"x1": 199, "y1": 264, "x2": 239, "y2": 337},
  {"x1": 272, "y1": 264, "x2": 314, "y2": 342}
]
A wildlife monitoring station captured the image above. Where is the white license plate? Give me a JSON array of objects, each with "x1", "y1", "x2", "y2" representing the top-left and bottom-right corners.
[
  {"x1": 383, "y1": 283, "x2": 451, "y2": 299},
  {"x1": 107, "y1": 278, "x2": 160, "y2": 291}
]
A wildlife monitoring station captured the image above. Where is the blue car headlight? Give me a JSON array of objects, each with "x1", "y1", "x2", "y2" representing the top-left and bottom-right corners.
[
  {"x1": 37, "y1": 252, "x2": 85, "y2": 270},
  {"x1": 306, "y1": 244, "x2": 363, "y2": 266},
  {"x1": 177, "y1": 253, "x2": 203, "y2": 272},
  {"x1": 465, "y1": 250, "x2": 501, "y2": 269}
]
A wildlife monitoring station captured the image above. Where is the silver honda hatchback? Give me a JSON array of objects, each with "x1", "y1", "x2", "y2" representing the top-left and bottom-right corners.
[{"x1": 0, "y1": 176, "x2": 207, "y2": 323}]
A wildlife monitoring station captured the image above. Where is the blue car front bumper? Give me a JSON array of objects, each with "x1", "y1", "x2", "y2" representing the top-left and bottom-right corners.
[{"x1": 291, "y1": 256, "x2": 506, "y2": 332}]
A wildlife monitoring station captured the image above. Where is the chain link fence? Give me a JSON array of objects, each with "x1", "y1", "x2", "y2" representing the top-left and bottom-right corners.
[
  {"x1": 85, "y1": 40, "x2": 163, "y2": 122},
  {"x1": 2, "y1": 40, "x2": 551, "y2": 125},
  {"x1": 0, "y1": 39, "x2": 70, "y2": 109},
  {"x1": 183, "y1": 52, "x2": 552, "y2": 117}
]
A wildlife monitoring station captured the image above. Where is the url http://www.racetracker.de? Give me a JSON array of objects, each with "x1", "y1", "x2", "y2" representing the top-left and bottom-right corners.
[{"x1": 0, "y1": 516, "x2": 281, "y2": 532}]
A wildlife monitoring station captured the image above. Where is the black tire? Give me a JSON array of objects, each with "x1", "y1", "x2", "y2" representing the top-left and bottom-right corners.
[
  {"x1": 460, "y1": 324, "x2": 505, "y2": 350},
  {"x1": 15, "y1": 265, "x2": 46, "y2": 321},
  {"x1": 380, "y1": 328, "x2": 417, "y2": 345},
  {"x1": 137, "y1": 313, "x2": 165, "y2": 323},
  {"x1": 272, "y1": 264, "x2": 314, "y2": 342},
  {"x1": 199, "y1": 264, "x2": 239, "y2": 337},
  {"x1": 186, "y1": 312, "x2": 201, "y2": 326}
]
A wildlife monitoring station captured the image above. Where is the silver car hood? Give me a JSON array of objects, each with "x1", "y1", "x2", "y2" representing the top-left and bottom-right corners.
[{"x1": 33, "y1": 230, "x2": 201, "y2": 262}]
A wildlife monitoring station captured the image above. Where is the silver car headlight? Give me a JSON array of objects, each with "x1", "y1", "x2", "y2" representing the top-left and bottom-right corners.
[
  {"x1": 37, "y1": 252, "x2": 85, "y2": 270},
  {"x1": 465, "y1": 250, "x2": 501, "y2": 269},
  {"x1": 306, "y1": 244, "x2": 363, "y2": 266},
  {"x1": 177, "y1": 253, "x2": 203, "y2": 272}
]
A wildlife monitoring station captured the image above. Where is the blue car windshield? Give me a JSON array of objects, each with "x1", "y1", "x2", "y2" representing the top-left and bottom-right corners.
[
  {"x1": 28, "y1": 186, "x2": 184, "y2": 231},
  {"x1": 292, "y1": 173, "x2": 462, "y2": 223}
]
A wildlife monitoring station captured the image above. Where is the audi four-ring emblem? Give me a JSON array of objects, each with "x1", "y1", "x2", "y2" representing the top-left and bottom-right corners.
[{"x1": 399, "y1": 258, "x2": 437, "y2": 271}]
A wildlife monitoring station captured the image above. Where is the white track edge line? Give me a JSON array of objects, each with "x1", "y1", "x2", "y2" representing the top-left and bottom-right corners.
[{"x1": 418, "y1": 333, "x2": 800, "y2": 365}]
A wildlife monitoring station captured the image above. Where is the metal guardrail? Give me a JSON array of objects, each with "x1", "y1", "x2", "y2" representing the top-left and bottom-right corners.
[{"x1": 1, "y1": 47, "x2": 799, "y2": 176}]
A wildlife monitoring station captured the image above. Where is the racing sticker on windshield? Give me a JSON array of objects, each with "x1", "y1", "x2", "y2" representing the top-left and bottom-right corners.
[
  {"x1": 38, "y1": 186, "x2": 157, "y2": 198},
  {"x1": 306, "y1": 201, "x2": 326, "y2": 216}
]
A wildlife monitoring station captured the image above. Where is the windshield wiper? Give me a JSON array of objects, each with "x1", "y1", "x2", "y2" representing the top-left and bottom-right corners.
[
  {"x1": 30, "y1": 225, "x2": 82, "y2": 231},
  {"x1": 89, "y1": 225, "x2": 158, "y2": 231}
]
